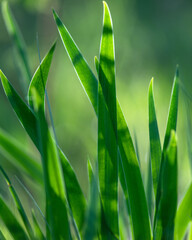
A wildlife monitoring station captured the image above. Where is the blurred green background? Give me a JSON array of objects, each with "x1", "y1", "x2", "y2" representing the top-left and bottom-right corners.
[{"x1": 0, "y1": 0, "x2": 192, "y2": 206}]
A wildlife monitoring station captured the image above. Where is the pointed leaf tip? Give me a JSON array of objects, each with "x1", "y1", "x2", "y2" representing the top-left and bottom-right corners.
[{"x1": 176, "y1": 65, "x2": 179, "y2": 77}]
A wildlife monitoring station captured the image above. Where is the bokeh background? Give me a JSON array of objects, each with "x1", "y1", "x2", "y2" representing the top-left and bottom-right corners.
[{"x1": 0, "y1": 0, "x2": 192, "y2": 217}]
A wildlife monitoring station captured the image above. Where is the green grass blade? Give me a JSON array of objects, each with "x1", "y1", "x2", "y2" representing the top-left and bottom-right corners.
[
  {"x1": 146, "y1": 153, "x2": 153, "y2": 222},
  {"x1": 1, "y1": 1, "x2": 31, "y2": 85},
  {"x1": 84, "y1": 160, "x2": 100, "y2": 240},
  {"x1": 98, "y1": 2, "x2": 118, "y2": 238},
  {"x1": 0, "y1": 197, "x2": 29, "y2": 240},
  {"x1": 0, "y1": 70, "x2": 38, "y2": 146},
  {"x1": 188, "y1": 224, "x2": 192, "y2": 240},
  {"x1": 32, "y1": 210, "x2": 46, "y2": 240},
  {"x1": 174, "y1": 182, "x2": 192, "y2": 240},
  {"x1": 0, "y1": 167, "x2": 35, "y2": 239},
  {"x1": 53, "y1": 6, "x2": 151, "y2": 239},
  {"x1": 28, "y1": 42, "x2": 56, "y2": 110},
  {"x1": 0, "y1": 70, "x2": 86, "y2": 238},
  {"x1": 154, "y1": 68, "x2": 179, "y2": 233},
  {"x1": 148, "y1": 78, "x2": 162, "y2": 197},
  {"x1": 154, "y1": 130, "x2": 177, "y2": 240},
  {"x1": 52, "y1": 9, "x2": 98, "y2": 114},
  {"x1": 31, "y1": 88, "x2": 71, "y2": 240},
  {"x1": 0, "y1": 230, "x2": 6, "y2": 240},
  {"x1": 0, "y1": 128, "x2": 42, "y2": 185}
]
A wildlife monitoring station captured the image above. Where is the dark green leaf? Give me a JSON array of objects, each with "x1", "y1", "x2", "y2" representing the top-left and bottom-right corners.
[{"x1": 148, "y1": 78, "x2": 161, "y2": 197}]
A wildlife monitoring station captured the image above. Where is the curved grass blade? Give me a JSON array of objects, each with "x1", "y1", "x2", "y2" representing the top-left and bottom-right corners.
[
  {"x1": 0, "y1": 166, "x2": 35, "y2": 239},
  {"x1": 154, "y1": 130, "x2": 177, "y2": 240},
  {"x1": 32, "y1": 210, "x2": 46, "y2": 240},
  {"x1": 154, "y1": 68, "x2": 179, "y2": 234},
  {"x1": 28, "y1": 42, "x2": 56, "y2": 110},
  {"x1": 174, "y1": 182, "x2": 192, "y2": 240},
  {"x1": 0, "y1": 70, "x2": 86, "y2": 238},
  {"x1": 0, "y1": 197, "x2": 29, "y2": 240},
  {"x1": 0, "y1": 128, "x2": 42, "y2": 185},
  {"x1": 53, "y1": 6, "x2": 151, "y2": 239},
  {"x1": 32, "y1": 87, "x2": 71, "y2": 240},
  {"x1": 98, "y1": 2, "x2": 118, "y2": 238},
  {"x1": 1, "y1": 1, "x2": 31, "y2": 85},
  {"x1": 148, "y1": 78, "x2": 161, "y2": 197}
]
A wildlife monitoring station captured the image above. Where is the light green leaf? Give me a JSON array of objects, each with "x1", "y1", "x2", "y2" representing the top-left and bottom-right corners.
[
  {"x1": 0, "y1": 128, "x2": 42, "y2": 185},
  {"x1": 154, "y1": 68, "x2": 179, "y2": 235},
  {"x1": 53, "y1": 4, "x2": 151, "y2": 239},
  {"x1": 0, "y1": 230, "x2": 6, "y2": 240},
  {"x1": 31, "y1": 87, "x2": 71, "y2": 240},
  {"x1": 1, "y1": 1, "x2": 31, "y2": 85},
  {"x1": 98, "y1": 2, "x2": 118, "y2": 238},
  {"x1": 0, "y1": 197, "x2": 29, "y2": 240},
  {"x1": 28, "y1": 42, "x2": 56, "y2": 110},
  {"x1": 148, "y1": 78, "x2": 162, "y2": 197},
  {"x1": 154, "y1": 131, "x2": 177, "y2": 240},
  {"x1": 174, "y1": 182, "x2": 192, "y2": 240},
  {"x1": 0, "y1": 167, "x2": 35, "y2": 239}
]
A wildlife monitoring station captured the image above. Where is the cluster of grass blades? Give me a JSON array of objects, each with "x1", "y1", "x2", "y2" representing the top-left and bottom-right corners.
[{"x1": 0, "y1": 1, "x2": 192, "y2": 239}]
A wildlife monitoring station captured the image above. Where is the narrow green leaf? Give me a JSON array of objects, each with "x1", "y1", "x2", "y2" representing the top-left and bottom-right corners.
[
  {"x1": 0, "y1": 70, "x2": 38, "y2": 146},
  {"x1": 84, "y1": 160, "x2": 100, "y2": 240},
  {"x1": 52, "y1": 9, "x2": 98, "y2": 114},
  {"x1": 28, "y1": 42, "x2": 56, "y2": 110},
  {"x1": 0, "y1": 167, "x2": 35, "y2": 239},
  {"x1": 0, "y1": 128, "x2": 42, "y2": 185},
  {"x1": 148, "y1": 78, "x2": 162, "y2": 197},
  {"x1": 154, "y1": 130, "x2": 177, "y2": 240},
  {"x1": 188, "y1": 223, "x2": 192, "y2": 240},
  {"x1": 154, "y1": 68, "x2": 179, "y2": 234},
  {"x1": 53, "y1": 6, "x2": 151, "y2": 239},
  {"x1": 1, "y1": 1, "x2": 31, "y2": 85},
  {"x1": 32, "y1": 87, "x2": 71, "y2": 240},
  {"x1": 174, "y1": 182, "x2": 192, "y2": 240},
  {"x1": 32, "y1": 210, "x2": 46, "y2": 240},
  {"x1": 146, "y1": 153, "x2": 153, "y2": 223},
  {"x1": 98, "y1": 2, "x2": 118, "y2": 238},
  {"x1": 0, "y1": 197, "x2": 29, "y2": 240}
]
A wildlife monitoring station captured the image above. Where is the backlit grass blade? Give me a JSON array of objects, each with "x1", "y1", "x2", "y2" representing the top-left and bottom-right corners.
[
  {"x1": 31, "y1": 87, "x2": 71, "y2": 240},
  {"x1": 0, "y1": 128, "x2": 42, "y2": 185},
  {"x1": 188, "y1": 224, "x2": 192, "y2": 240},
  {"x1": 174, "y1": 182, "x2": 192, "y2": 240},
  {"x1": 53, "y1": 6, "x2": 151, "y2": 239},
  {"x1": 154, "y1": 68, "x2": 179, "y2": 233},
  {"x1": 146, "y1": 153, "x2": 153, "y2": 222},
  {"x1": 148, "y1": 78, "x2": 162, "y2": 197},
  {"x1": 32, "y1": 210, "x2": 46, "y2": 240},
  {"x1": 52, "y1": 9, "x2": 98, "y2": 114},
  {"x1": 98, "y1": 2, "x2": 118, "y2": 238},
  {"x1": 0, "y1": 166, "x2": 35, "y2": 239},
  {"x1": 28, "y1": 42, "x2": 56, "y2": 110},
  {"x1": 0, "y1": 197, "x2": 29, "y2": 240},
  {"x1": 0, "y1": 70, "x2": 86, "y2": 238},
  {"x1": 154, "y1": 131, "x2": 177, "y2": 240},
  {"x1": 1, "y1": 1, "x2": 31, "y2": 84}
]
